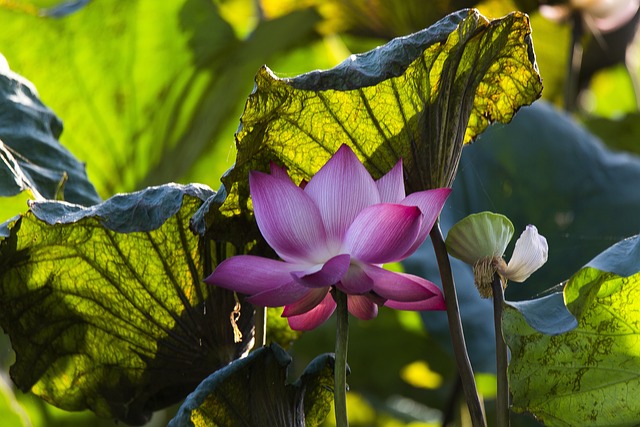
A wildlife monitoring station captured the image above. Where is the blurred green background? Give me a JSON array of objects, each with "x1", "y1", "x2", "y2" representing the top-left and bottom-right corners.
[{"x1": 1, "y1": 0, "x2": 640, "y2": 426}]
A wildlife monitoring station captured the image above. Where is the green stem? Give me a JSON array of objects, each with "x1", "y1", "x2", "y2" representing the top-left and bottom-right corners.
[
  {"x1": 333, "y1": 289, "x2": 349, "y2": 427},
  {"x1": 252, "y1": 306, "x2": 267, "y2": 350},
  {"x1": 430, "y1": 223, "x2": 486, "y2": 427},
  {"x1": 491, "y1": 274, "x2": 509, "y2": 427}
]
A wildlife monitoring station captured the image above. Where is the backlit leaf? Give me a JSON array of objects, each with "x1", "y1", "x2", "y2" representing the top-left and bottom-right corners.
[
  {"x1": 168, "y1": 344, "x2": 334, "y2": 427},
  {"x1": 504, "y1": 235, "x2": 640, "y2": 426},
  {"x1": 0, "y1": 184, "x2": 254, "y2": 425},
  {"x1": 211, "y1": 9, "x2": 542, "y2": 244},
  {"x1": 0, "y1": 1, "x2": 320, "y2": 198}
]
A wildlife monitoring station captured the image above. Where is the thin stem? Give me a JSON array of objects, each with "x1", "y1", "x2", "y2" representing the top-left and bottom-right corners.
[
  {"x1": 491, "y1": 274, "x2": 509, "y2": 427},
  {"x1": 564, "y1": 11, "x2": 584, "y2": 112},
  {"x1": 430, "y1": 223, "x2": 486, "y2": 427},
  {"x1": 252, "y1": 306, "x2": 267, "y2": 350},
  {"x1": 333, "y1": 289, "x2": 349, "y2": 427}
]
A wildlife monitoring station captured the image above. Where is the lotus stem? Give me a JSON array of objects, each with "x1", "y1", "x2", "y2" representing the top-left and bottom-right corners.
[
  {"x1": 430, "y1": 222, "x2": 486, "y2": 427},
  {"x1": 492, "y1": 274, "x2": 510, "y2": 427},
  {"x1": 333, "y1": 288, "x2": 349, "y2": 427}
]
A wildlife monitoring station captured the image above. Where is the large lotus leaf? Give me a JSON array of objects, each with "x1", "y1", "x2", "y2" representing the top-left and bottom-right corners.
[
  {"x1": 584, "y1": 112, "x2": 640, "y2": 157},
  {"x1": 0, "y1": 59, "x2": 100, "y2": 208},
  {"x1": 406, "y1": 100, "x2": 640, "y2": 375},
  {"x1": 0, "y1": 0, "x2": 320, "y2": 198},
  {"x1": 210, "y1": 8, "x2": 541, "y2": 246},
  {"x1": 168, "y1": 344, "x2": 334, "y2": 427},
  {"x1": 0, "y1": 184, "x2": 254, "y2": 425},
  {"x1": 504, "y1": 235, "x2": 640, "y2": 426}
]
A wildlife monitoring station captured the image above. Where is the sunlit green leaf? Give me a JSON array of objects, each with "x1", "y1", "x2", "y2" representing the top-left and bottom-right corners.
[
  {"x1": 168, "y1": 344, "x2": 334, "y2": 427},
  {"x1": 266, "y1": 307, "x2": 303, "y2": 349},
  {"x1": 505, "y1": 235, "x2": 640, "y2": 426},
  {"x1": 0, "y1": 184, "x2": 254, "y2": 425},
  {"x1": 211, "y1": 9, "x2": 541, "y2": 245},
  {"x1": 0, "y1": 1, "x2": 320, "y2": 198},
  {"x1": 0, "y1": 61, "x2": 100, "y2": 210}
]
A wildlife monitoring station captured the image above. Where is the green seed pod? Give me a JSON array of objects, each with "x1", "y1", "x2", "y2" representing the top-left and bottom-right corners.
[{"x1": 445, "y1": 212, "x2": 514, "y2": 265}]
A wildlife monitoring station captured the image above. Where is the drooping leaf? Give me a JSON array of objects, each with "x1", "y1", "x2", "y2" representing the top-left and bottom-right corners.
[
  {"x1": 504, "y1": 235, "x2": 640, "y2": 426},
  {"x1": 0, "y1": 59, "x2": 100, "y2": 208},
  {"x1": 211, "y1": 8, "x2": 541, "y2": 245},
  {"x1": 168, "y1": 344, "x2": 334, "y2": 427},
  {"x1": 0, "y1": 184, "x2": 254, "y2": 425}
]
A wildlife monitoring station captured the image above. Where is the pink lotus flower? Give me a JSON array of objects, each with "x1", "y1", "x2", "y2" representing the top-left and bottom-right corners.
[{"x1": 205, "y1": 145, "x2": 451, "y2": 330}]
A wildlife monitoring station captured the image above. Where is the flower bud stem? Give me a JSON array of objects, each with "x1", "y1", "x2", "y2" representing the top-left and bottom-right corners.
[
  {"x1": 334, "y1": 289, "x2": 349, "y2": 427},
  {"x1": 431, "y1": 223, "x2": 486, "y2": 427},
  {"x1": 491, "y1": 274, "x2": 510, "y2": 427}
]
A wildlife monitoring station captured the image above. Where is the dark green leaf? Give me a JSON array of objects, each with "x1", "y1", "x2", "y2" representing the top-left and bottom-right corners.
[
  {"x1": 584, "y1": 113, "x2": 640, "y2": 157},
  {"x1": 210, "y1": 9, "x2": 541, "y2": 245},
  {"x1": 409, "y1": 100, "x2": 640, "y2": 374},
  {"x1": 0, "y1": 184, "x2": 254, "y2": 425},
  {"x1": 505, "y1": 235, "x2": 640, "y2": 426},
  {"x1": 168, "y1": 344, "x2": 334, "y2": 427},
  {"x1": 0, "y1": 62, "x2": 100, "y2": 206}
]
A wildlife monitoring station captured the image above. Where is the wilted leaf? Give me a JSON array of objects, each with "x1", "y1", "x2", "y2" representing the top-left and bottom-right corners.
[
  {"x1": 504, "y1": 235, "x2": 640, "y2": 426},
  {"x1": 0, "y1": 184, "x2": 254, "y2": 425},
  {"x1": 168, "y1": 344, "x2": 334, "y2": 427},
  {"x1": 212, "y1": 9, "x2": 541, "y2": 245},
  {"x1": 0, "y1": 60, "x2": 100, "y2": 207}
]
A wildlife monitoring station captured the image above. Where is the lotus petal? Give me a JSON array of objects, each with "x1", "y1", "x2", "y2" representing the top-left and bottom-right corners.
[
  {"x1": 281, "y1": 288, "x2": 330, "y2": 317},
  {"x1": 286, "y1": 292, "x2": 337, "y2": 331},
  {"x1": 304, "y1": 145, "x2": 380, "y2": 248},
  {"x1": 502, "y1": 225, "x2": 548, "y2": 282},
  {"x1": 344, "y1": 203, "x2": 422, "y2": 264},
  {"x1": 348, "y1": 295, "x2": 378, "y2": 320},
  {"x1": 292, "y1": 254, "x2": 351, "y2": 288},
  {"x1": 250, "y1": 171, "x2": 330, "y2": 263},
  {"x1": 399, "y1": 188, "x2": 452, "y2": 258},
  {"x1": 376, "y1": 160, "x2": 405, "y2": 203}
]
